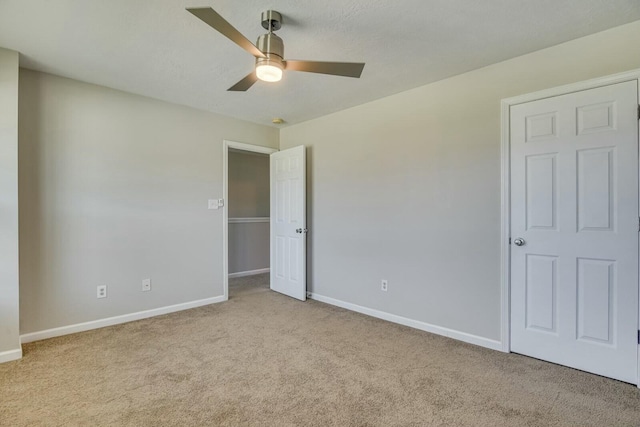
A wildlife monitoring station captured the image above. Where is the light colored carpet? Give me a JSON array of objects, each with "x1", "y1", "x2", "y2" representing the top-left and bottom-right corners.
[{"x1": 1, "y1": 273, "x2": 639, "y2": 426}]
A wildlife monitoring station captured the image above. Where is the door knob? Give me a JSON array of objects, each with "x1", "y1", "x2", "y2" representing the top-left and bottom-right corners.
[
  {"x1": 295, "y1": 228, "x2": 308, "y2": 234},
  {"x1": 513, "y1": 238, "x2": 525, "y2": 246}
]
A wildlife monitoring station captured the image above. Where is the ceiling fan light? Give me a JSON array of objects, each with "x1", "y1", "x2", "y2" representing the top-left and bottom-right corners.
[{"x1": 256, "y1": 63, "x2": 283, "y2": 82}]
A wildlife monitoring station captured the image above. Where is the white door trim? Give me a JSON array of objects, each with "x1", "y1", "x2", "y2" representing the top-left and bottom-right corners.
[
  {"x1": 500, "y1": 69, "x2": 640, "y2": 386},
  {"x1": 222, "y1": 140, "x2": 278, "y2": 301}
]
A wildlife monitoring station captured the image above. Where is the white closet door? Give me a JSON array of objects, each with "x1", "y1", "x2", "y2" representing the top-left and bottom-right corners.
[{"x1": 510, "y1": 80, "x2": 639, "y2": 383}]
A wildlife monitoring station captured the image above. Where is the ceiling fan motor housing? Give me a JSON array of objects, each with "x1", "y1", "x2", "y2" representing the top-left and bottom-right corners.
[{"x1": 256, "y1": 33, "x2": 284, "y2": 69}]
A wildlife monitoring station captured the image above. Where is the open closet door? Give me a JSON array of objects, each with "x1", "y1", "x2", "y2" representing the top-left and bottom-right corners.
[{"x1": 270, "y1": 145, "x2": 306, "y2": 301}]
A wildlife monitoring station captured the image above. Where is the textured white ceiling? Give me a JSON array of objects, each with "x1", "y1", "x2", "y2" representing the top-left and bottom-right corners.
[{"x1": 1, "y1": 1, "x2": 639, "y2": 126}]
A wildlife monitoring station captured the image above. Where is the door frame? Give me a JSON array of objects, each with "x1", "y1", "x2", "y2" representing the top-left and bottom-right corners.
[
  {"x1": 500, "y1": 69, "x2": 640, "y2": 385},
  {"x1": 222, "y1": 140, "x2": 278, "y2": 301}
]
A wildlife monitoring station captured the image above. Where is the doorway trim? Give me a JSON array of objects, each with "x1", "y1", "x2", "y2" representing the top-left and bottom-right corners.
[
  {"x1": 500, "y1": 69, "x2": 640, "y2": 385},
  {"x1": 222, "y1": 140, "x2": 278, "y2": 301}
]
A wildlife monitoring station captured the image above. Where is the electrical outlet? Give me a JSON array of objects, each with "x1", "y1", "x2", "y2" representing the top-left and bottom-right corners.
[
  {"x1": 381, "y1": 280, "x2": 388, "y2": 292},
  {"x1": 97, "y1": 285, "x2": 107, "y2": 299},
  {"x1": 142, "y1": 278, "x2": 151, "y2": 292}
]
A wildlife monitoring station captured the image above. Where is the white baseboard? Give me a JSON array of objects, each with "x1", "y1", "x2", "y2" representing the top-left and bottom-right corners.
[
  {"x1": 20, "y1": 295, "x2": 226, "y2": 344},
  {"x1": 228, "y1": 268, "x2": 270, "y2": 279},
  {"x1": 0, "y1": 347, "x2": 22, "y2": 363},
  {"x1": 309, "y1": 293, "x2": 503, "y2": 351}
]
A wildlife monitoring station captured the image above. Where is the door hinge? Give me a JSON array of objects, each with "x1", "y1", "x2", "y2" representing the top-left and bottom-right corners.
[
  {"x1": 638, "y1": 330, "x2": 640, "y2": 344},
  {"x1": 508, "y1": 237, "x2": 512, "y2": 245},
  {"x1": 638, "y1": 105, "x2": 640, "y2": 120}
]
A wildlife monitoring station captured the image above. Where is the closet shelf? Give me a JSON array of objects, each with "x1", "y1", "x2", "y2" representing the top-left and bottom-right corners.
[{"x1": 228, "y1": 217, "x2": 270, "y2": 223}]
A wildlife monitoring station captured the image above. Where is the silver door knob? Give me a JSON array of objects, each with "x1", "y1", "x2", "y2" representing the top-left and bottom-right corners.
[
  {"x1": 513, "y1": 238, "x2": 525, "y2": 246},
  {"x1": 296, "y1": 228, "x2": 308, "y2": 234}
]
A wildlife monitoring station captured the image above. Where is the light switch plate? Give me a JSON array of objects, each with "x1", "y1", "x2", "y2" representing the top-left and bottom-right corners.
[{"x1": 208, "y1": 199, "x2": 219, "y2": 210}]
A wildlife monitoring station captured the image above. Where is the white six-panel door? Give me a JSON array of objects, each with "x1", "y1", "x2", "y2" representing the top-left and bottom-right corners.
[
  {"x1": 270, "y1": 146, "x2": 306, "y2": 301},
  {"x1": 510, "y1": 81, "x2": 639, "y2": 383}
]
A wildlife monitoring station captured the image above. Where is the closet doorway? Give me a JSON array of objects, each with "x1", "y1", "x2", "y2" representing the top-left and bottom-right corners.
[{"x1": 223, "y1": 141, "x2": 278, "y2": 300}]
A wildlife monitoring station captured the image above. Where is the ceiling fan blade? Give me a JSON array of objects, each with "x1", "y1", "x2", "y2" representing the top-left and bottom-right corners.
[
  {"x1": 228, "y1": 71, "x2": 259, "y2": 91},
  {"x1": 187, "y1": 7, "x2": 265, "y2": 58},
  {"x1": 284, "y1": 60, "x2": 365, "y2": 78}
]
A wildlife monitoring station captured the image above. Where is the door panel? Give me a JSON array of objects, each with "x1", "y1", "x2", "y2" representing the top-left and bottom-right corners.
[
  {"x1": 577, "y1": 148, "x2": 614, "y2": 231},
  {"x1": 577, "y1": 258, "x2": 615, "y2": 344},
  {"x1": 510, "y1": 80, "x2": 639, "y2": 384},
  {"x1": 270, "y1": 146, "x2": 306, "y2": 301},
  {"x1": 526, "y1": 154, "x2": 557, "y2": 230},
  {"x1": 525, "y1": 254, "x2": 558, "y2": 333}
]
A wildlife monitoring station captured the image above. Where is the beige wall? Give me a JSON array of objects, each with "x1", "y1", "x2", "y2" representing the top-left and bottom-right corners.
[
  {"x1": 280, "y1": 21, "x2": 640, "y2": 342},
  {"x1": 228, "y1": 150, "x2": 270, "y2": 217},
  {"x1": 0, "y1": 48, "x2": 20, "y2": 358},
  {"x1": 228, "y1": 222, "x2": 270, "y2": 274},
  {"x1": 18, "y1": 70, "x2": 278, "y2": 334},
  {"x1": 228, "y1": 150, "x2": 270, "y2": 274}
]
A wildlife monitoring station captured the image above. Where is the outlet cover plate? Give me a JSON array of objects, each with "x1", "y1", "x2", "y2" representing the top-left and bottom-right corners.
[
  {"x1": 142, "y1": 278, "x2": 151, "y2": 292},
  {"x1": 97, "y1": 285, "x2": 107, "y2": 299}
]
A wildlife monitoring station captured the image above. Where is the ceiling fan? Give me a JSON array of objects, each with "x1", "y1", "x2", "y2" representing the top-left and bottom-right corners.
[{"x1": 186, "y1": 8, "x2": 366, "y2": 91}]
